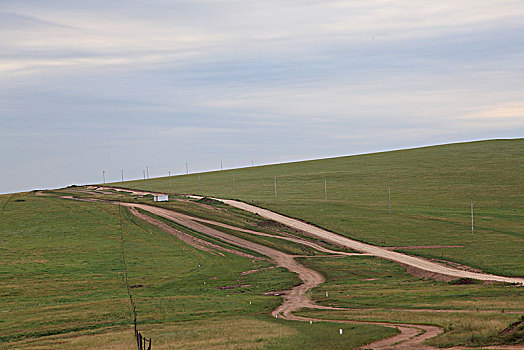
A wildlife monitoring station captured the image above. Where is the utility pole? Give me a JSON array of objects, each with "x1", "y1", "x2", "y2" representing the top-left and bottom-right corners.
[
  {"x1": 233, "y1": 175, "x2": 235, "y2": 195},
  {"x1": 388, "y1": 186, "x2": 391, "y2": 214},
  {"x1": 169, "y1": 171, "x2": 171, "y2": 188},
  {"x1": 471, "y1": 201, "x2": 474, "y2": 233},
  {"x1": 146, "y1": 166, "x2": 149, "y2": 179},
  {"x1": 251, "y1": 160, "x2": 254, "y2": 167},
  {"x1": 143, "y1": 170, "x2": 146, "y2": 188},
  {"x1": 198, "y1": 174, "x2": 200, "y2": 191},
  {"x1": 324, "y1": 178, "x2": 327, "y2": 202},
  {"x1": 221, "y1": 160, "x2": 223, "y2": 171},
  {"x1": 186, "y1": 162, "x2": 188, "y2": 175},
  {"x1": 274, "y1": 177, "x2": 277, "y2": 199},
  {"x1": 121, "y1": 170, "x2": 124, "y2": 183},
  {"x1": 102, "y1": 170, "x2": 105, "y2": 184}
]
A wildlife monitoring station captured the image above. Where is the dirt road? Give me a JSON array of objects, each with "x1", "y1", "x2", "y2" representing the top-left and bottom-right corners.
[
  {"x1": 120, "y1": 203, "x2": 325, "y2": 319},
  {"x1": 128, "y1": 201, "x2": 524, "y2": 350},
  {"x1": 130, "y1": 201, "x2": 515, "y2": 349},
  {"x1": 124, "y1": 202, "x2": 441, "y2": 349},
  {"x1": 209, "y1": 198, "x2": 524, "y2": 285},
  {"x1": 188, "y1": 215, "x2": 369, "y2": 257},
  {"x1": 59, "y1": 191, "x2": 523, "y2": 348},
  {"x1": 92, "y1": 188, "x2": 524, "y2": 283}
]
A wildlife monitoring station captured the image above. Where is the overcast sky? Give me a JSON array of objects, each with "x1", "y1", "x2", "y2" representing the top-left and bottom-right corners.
[{"x1": 1, "y1": 1, "x2": 523, "y2": 194}]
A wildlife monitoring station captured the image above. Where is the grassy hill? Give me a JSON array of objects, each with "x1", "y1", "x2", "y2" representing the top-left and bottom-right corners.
[
  {"x1": 1, "y1": 192, "x2": 394, "y2": 348},
  {"x1": 122, "y1": 139, "x2": 524, "y2": 276},
  {"x1": 1, "y1": 139, "x2": 522, "y2": 349}
]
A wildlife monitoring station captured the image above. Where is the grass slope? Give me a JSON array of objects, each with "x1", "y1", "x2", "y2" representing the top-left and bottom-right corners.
[
  {"x1": 0, "y1": 193, "x2": 393, "y2": 349},
  {"x1": 122, "y1": 139, "x2": 524, "y2": 276},
  {"x1": 297, "y1": 256, "x2": 523, "y2": 347}
]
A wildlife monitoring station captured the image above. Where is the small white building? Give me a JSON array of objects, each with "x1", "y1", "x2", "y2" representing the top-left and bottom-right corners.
[{"x1": 154, "y1": 194, "x2": 169, "y2": 202}]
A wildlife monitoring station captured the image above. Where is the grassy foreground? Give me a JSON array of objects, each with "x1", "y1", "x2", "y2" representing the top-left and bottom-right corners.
[
  {"x1": 123, "y1": 139, "x2": 524, "y2": 276},
  {"x1": 0, "y1": 192, "x2": 393, "y2": 349},
  {"x1": 297, "y1": 255, "x2": 523, "y2": 348}
]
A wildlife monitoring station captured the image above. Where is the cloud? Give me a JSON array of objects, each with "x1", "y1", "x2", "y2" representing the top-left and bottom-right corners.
[
  {"x1": 0, "y1": 11, "x2": 79, "y2": 30},
  {"x1": 0, "y1": 0, "x2": 523, "y2": 193},
  {"x1": 157, "y1": 126, "x2": 242, "y2": 138},
  {"x1": 2, "y1": 1, "x2": 523, "y2": 76},
  {"x1": 454, "y1": 103, "x2": 524, "y2": 130},
  {"x1": 459, "y1": 103, "x2": 524, "y2": 120}
]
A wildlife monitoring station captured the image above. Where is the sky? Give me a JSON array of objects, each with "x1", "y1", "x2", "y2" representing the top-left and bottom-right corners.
[{"x1": 1, "y1": 0, "x2": 523, "y2": 194}]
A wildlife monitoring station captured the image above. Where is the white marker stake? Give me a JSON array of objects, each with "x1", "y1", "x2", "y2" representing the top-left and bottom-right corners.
[
  {"x1": 388, "y1": 186, "x2": 391, "y2": 214},
  {"x1": 324, "y1": 178, "x2": 327, "y2": 202},
  {"x1": 471, "y1": 201, "x2": 474, "y2": 233},
  {"x1": 339, "y1": 329, "x2": 343, "y2": 335},
  {"x1": 310, "y1": 321, "x2": 312, "y2": 325},
  {"x1": 326, "y1": 291, "x2": 328, "y2": 297}
]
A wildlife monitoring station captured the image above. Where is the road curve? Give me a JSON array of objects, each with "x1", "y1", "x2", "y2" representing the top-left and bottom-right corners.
[
  {"x1": 119, "y1": 202, "x2": 325, "y2": 317},
  {"x1": 122, "y1": 201, "x2": 441, "y2": 349},
  {"x1": 206, "y1": 197, "x2": 524, "y2": 285},
  {"x1": 60, "y1": 192, "x2": 523, "y2": 349}
]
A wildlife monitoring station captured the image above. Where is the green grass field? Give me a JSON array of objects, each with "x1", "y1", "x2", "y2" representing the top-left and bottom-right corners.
[
  {"x1": 296, "y1": 255, "x2": 523, "y2": 347},
  {"x1": 122, "y1": 139, "x2": 524, "y2": 277},
  {"x1": 0, "y1": 192, "x2": 394, "y2": 349},
  {"x1": 2, "y1": 139, "x2": 523, "y2": 349}
]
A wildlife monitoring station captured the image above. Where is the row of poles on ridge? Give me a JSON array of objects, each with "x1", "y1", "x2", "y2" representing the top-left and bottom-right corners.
[
  {"x1": 101, "y1": 167, "x2": 476, "y2": 234},
  {"x1": 102, "y1": 161, "x2": 254, "y2": 185}
]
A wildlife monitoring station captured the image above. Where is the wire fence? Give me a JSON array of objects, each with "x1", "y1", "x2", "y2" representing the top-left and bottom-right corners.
[{"x1": 118, "y1": 205, "x2": 152, "y2": 349}]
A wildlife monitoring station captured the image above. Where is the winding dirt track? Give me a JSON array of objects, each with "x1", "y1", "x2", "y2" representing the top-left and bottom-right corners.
[
  {"x1": 187, "y1": 215, "x2": 369, "y2": 257},
  {"x1": 209, "y1": 198, "x2": 524, "y2": 285},
  {"x1": 124, "y1": 202, "x2": 442, "y2": 349},
  {"x1": 120, "y1": 203, "x2": 325, "y2": 319},
  {"x1": 127, "y1": 207, "x2": 256, "y2": 258},
  {"x1": 59, "y1": 190, "x2": 524, "y2": 349},
  {"x1": 131, "y1": 202, "x2": 518, "y2": 350}
]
